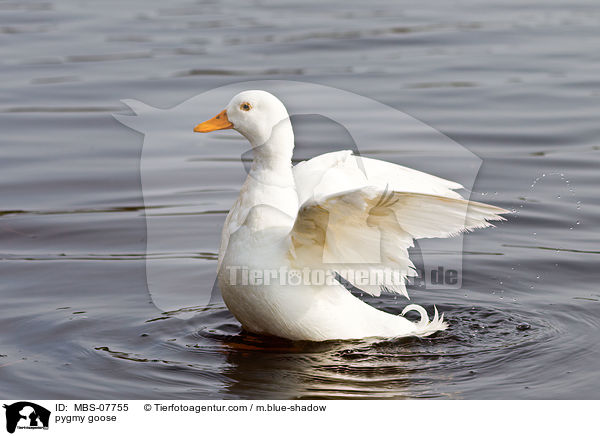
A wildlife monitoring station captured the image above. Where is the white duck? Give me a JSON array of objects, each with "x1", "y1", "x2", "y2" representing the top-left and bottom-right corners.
[{"x1": 194, "y1": 90, "x2": 506, "y2": 342}]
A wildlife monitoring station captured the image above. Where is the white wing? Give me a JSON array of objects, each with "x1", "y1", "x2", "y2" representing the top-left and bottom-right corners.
[
  {"x1": 293, "y1": 150, "x2": 464, "y2": 204},
  {"x1": 290, "y1": 151, "x2": 507, "y2": 297}
]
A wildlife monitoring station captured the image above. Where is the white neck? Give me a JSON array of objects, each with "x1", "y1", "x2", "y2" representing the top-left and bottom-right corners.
[
  {"x1": 247, "y1": 118, "x2": 295, "y2": 188},
  {"x1": 233, "y1": 117, "x2": 299, "y2": 234}
]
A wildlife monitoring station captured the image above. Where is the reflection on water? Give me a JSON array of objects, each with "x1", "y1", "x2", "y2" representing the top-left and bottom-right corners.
[
  {"x1": 85, "y1": 301, "x2": 573, "y2": 399},
  {"x1": 1, "y1": 0, "x2": 600, "y2": 399}
]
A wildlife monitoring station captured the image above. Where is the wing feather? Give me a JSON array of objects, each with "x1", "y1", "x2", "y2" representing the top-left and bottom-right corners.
[{"x1": 290, "y1": 152, "x2": 507, "y2": 297}]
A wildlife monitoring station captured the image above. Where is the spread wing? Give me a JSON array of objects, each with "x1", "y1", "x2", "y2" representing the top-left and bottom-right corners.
[{"x1": 290, "y1": 151, "x2": 507, "y2": 297}]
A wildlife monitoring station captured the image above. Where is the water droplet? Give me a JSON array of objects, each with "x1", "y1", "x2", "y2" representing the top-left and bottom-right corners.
[
  {"x1": 557, "y1": 195, "x2": 561, "y2": 199},
  {"x1": 517, "y1": 323, "x2": 531, "y2": 331},
  {"x1": 576, "y1": 221, "x2": 580, "y2": 225}
]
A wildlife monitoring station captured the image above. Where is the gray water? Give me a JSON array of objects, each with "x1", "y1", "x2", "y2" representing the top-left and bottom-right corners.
[{"x1": 1, "y1": 0, "x2": 599, "y2": 399}]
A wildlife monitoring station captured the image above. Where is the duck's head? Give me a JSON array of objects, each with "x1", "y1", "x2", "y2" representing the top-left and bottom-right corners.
[{"x1": 194, "y1": 90, "x2": 291, "y2": 147}]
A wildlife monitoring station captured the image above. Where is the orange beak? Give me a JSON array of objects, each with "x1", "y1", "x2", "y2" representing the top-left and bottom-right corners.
[{"x1": 193, "y1": 109, "x2": 233, "y2": 133}]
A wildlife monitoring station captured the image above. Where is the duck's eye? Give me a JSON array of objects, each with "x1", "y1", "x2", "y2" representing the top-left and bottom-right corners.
[{"x1": 240, "y1": 102, "x2": 252, "y2": 111}]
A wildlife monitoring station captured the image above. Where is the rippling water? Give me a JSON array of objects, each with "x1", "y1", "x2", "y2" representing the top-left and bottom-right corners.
[{"x1": 1, "y1": 0, "x2": 599, "y2": 399}]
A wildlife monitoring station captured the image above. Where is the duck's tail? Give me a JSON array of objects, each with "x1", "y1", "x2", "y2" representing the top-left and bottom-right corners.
[{"x1": 401, "y1": 304, "x2": 448, "y2": 337}]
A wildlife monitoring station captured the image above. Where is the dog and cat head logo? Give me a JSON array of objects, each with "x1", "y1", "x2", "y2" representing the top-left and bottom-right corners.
[{"x1": 3, "y1": 402, "x2": 50, "y2": 433}]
